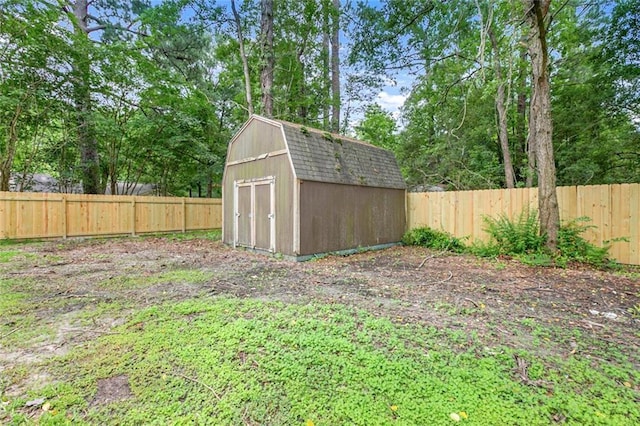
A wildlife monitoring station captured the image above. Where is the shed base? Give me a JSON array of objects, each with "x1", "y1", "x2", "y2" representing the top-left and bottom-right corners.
[
  {"x1": 291, "y1": 242, "x2": 402, "y2": 262},
  {"x1": 224, "y1": 242, "x2": 402, "y2": 261}
]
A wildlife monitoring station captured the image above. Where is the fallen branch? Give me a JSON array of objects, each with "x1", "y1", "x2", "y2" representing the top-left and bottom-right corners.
[
  {"x1": 175, "y1": 373, "x2": 221, "y2": 400},
  {"x1": 582, "y1": 319, "x2": 605, "y2": 328},
  {"x1": 523, "y1": 287, "x2": 574, "y2": 296},
  {"x1": 495, "y1": 326, "x2": 512, "y2": 335},
  {"x1": 464, "y1": 298, "x2": 479, "y2": 308},
  {"x1": 441, "y1": 271, "x2": 453, "y2": 283},
  {"x1": 0, "y1": 326, "x2": 23, "y2": 340},
  {"x1": 418, "y1": 271, "x2": 454, "y2": 285},
  {"x1": 417, "y1": 254, "x2": 437, "y2": 269},
  {"x1": 416, "y1": 249, "x2": 449, "y2": 269},
  {"x1": 514, "y1": 354, "x2": 553, "y2": 391}
]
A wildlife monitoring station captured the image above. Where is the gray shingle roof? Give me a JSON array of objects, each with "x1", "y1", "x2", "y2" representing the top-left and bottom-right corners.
[{"x1": 277, "y1": 120, "x2": 406, "y2": 190}]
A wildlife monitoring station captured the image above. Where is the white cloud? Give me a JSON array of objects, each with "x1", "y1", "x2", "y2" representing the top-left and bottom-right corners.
[{"x1": 376, "y1": 91, "x2": 407, "y2": 116}]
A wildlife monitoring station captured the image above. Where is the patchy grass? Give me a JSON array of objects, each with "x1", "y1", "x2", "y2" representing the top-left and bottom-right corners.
[
  {"x1": 100, "y1": 269, "x2": 214, "y2": 290},
  {"x1": 142, "y1": 229, "x2": 222, "y2": 242},
  {"x1": 0, "y1": 250, "x2": 22, "y2": 263},
  {"x1": 0, "y1": 249, "x2": 38, "y2": 263},
  {"x1": 3, "y1": 298, "x2": 639, "y2": 425},
  {"x1": 1, "y1": 236, "x2": 638, "y2": 425}
]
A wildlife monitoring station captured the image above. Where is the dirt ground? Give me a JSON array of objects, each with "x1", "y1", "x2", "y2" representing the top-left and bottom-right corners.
[{"x1": 1, "y1": 236, "x2": 639, "y2": 400}]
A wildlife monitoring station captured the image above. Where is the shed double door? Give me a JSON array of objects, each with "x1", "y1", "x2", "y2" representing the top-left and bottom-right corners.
[{"x1": 234, "y1": 177, "x2": 275, "y2": 252}]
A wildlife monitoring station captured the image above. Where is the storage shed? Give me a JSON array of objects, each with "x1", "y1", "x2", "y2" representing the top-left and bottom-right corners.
[{"x1": 222, "y1": 115, "x2": 406, "y2": 260}]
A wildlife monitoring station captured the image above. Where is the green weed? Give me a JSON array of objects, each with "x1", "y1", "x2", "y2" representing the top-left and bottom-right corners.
[
  {"x1": 402, "y1": 227, "x2": 466, "y2": 253},
  {"x1": 143, "y1": 229, "x2": 222, "y2": 241},
  {"x1": 3, "y1": 298, "x2": 637, "y2": 425},
  {"x1": 472, "y1": 210, "x2": 616, "y2": 268},
  {"x1": 628, "y1": 304, "x2": 640, "y2": 319}
]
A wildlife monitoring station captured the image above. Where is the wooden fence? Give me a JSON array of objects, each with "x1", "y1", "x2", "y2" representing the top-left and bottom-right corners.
[
  {"x1": 407, "y1": 184, "x2": 640, "y2": 265},
  {"x1": 0, "y1": 192, "x2": 222, "y2": 240},
  {"x1": 2, "y1": 184, "x2": 639, "y2": 265}
]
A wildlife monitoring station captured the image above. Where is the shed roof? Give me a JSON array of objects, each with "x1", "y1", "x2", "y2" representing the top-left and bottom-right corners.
[{"x1": 251, "y1": 116, "x2": 406, "y2": 189}]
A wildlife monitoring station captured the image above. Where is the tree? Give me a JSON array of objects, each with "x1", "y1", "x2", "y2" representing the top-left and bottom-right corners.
[
  {"x1": 603, "y1": 0, "x2": 640, "y2": 119},
  {"x1": 61, "y1": 0, "x2": 102, "y2": 194},
  {"x1": 355, "y1": 104, "x2": 398, "y2": 151},
  {"x1": 230, "y1": 0, "x2": 253, "y2": 116},
  {"x1": 0, "y1": 0, "x2": 69, "y2": 191},
  {"x1": 330, "y1": 0, "x2": 340, "y2": 131},
  {"x1": 260, "y1": 0, "x2": 274, "y2": 116},
  {"x1": 522, "y1": 0, "x2": 559, "y2": 250},
  {"x1": 487, "y1": 22, "x2": 516, "y2": 188}
]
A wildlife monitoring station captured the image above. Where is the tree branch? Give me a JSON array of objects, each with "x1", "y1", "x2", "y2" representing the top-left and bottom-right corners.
[
  {"x1": 86, "y1": 25, "x2": 107, "y2": 33},
  {"x1": 372, "y1": 2, "x2": 435, "y2": 50}
]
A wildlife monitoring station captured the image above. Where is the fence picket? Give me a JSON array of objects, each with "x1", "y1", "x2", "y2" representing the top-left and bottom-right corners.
[
  {"x1": 407, "y1": 184, "x2": 640, "y2": 265},
  {"x1": 0, "y1": 192, "x2": 222, "y2": 240}
]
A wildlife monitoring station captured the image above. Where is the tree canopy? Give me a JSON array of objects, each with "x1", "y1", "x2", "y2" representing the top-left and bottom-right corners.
[{"x1": 1, "y1": 0, "x2": 638, "y2": 196}]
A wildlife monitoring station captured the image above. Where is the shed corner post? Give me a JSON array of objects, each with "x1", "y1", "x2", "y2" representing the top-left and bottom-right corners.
[
  {"x1": 293, "y1": 178, "x2": 300, "y2": 255},
  {"x1": 270, "y1": 176, "x2": 276, "y2": 252},
  {"x1": 404, "y1": 189, "x2": 409, "y2": 233},
  {"x1": 233, "y1": 181, "x2": 238, "y2": 248}
]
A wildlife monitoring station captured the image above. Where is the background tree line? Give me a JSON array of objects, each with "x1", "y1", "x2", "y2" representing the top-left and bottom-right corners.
[{"x1": 1, "y1": 0, "x2": 638, "y2": 201}]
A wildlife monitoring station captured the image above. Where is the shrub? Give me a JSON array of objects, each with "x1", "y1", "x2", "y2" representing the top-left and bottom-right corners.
[
  {"x1": 557, "y1": 217, "x2": 611, "y2": 267},
  {"x1": 473, "y1": 209, "x2": 614, "y2": 268},
  {"x1": 402, "y1": 227, "x2": 466, "y2": 253},
  {"x1": 481, "y1": 209, "x2": 545, "y2": 255}
]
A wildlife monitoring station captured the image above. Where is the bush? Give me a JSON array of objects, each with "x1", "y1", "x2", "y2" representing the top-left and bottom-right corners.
[
  {"x1": 557, "y1": 217, "x2": 611, "y2": 267},
  {"x1": 402, "y1": 227, "x2": 466, "y2": 253},
  {"x1": 473, "y1": 210, "x2": 614, "y2": 268},
  {"x1": 480, "y1": 209, "x2": 545, "y2": 255}
]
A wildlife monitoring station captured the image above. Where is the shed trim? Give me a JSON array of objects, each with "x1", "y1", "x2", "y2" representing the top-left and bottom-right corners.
[
  {"x1": 265, "y1": 117, "x2": 300, "y2": 254},
  {"x1": 293, "y1": 179, "x2": 300, "y2": 254},
  {"x1": 226, "y1": 149, "x2": 289, "y2": 167}
]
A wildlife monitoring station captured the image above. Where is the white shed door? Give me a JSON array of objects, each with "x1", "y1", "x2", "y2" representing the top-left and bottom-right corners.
[{"x1": 234, "y1": 177, "x2": 275, "y2": 252}]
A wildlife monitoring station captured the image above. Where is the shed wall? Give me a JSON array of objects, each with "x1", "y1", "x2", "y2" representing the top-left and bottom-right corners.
[
  {"x1": 298, "y1": 181, "x2": 405, "y2": 255},
  {"x1": 222, "y1": 155, "x2": 295, "y2": 255},
  {"x1": 226, "y1": 119, "x2": 286, "y2": 162}
]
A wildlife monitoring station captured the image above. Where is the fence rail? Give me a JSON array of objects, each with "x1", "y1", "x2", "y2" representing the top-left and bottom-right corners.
[
  {"x1": 0, "y1": 192, "x2": 222, "y2": 240},
  {"x1": 407, "y1": 184, "x2": 640, "y2": 265}
]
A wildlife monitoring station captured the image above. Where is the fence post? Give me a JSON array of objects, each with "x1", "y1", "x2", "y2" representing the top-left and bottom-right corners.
[
  {"x1": 182, "y1": 198, "x2": 186, "y2": 233},
  {"x1": 131, "y1": 197, "x2": 136, "y2": 236},
  {"x1": 61, "y1": 195, "x2": 67, "y2": 239}
]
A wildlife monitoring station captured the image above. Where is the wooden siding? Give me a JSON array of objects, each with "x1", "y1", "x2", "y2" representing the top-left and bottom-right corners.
[
  {"x1": 222, "y1": 155, "x2": 295, "y2": 255},
  {"x1": 407, "y1": 184, "x2": 640, "y2": 265},
  {"x1": 226, "y1": 119, "x2": 286, "y2": 162},
  {"x1": 0, "y1": 192, "x2": 221, "y2": 239},
  {"x1": 299, "y1": 181, "x2": 406, "y2": 256}
]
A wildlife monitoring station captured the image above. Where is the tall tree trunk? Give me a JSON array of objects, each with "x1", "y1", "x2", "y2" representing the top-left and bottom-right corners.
[
  {"x1": 297, "y1": 49, "x2": 308, "y2": 121},
  {"x1": 322, "y1": 5, "x2": 330, "y2": 129},
  {"x1": 260, "y1": 0, "x2": 274, "y2": 117},
  {"x1": 525, "y1": 104, "x2": 537, "y2": 187},
  {"x1": 523, "y1": 0, "x2": 560, "y2": 251},
  {"x1": 231, "y1": 0, "x2": 253, "y2": 116},
  {"x1": 330, "y1": 0, "x2": 340, "y2": 132},
  {"x1": 488, "y1": 27, "x2": 516, "y2": 189},
  {"x1": 517, "y1": 48, "x2": 531, "y2": 186},
  {"x1": 0, "y1": 103, "x2": 22, "y2": 191},
  {"x1": 71, "y1": 0, "x2": 100, "y2": 194}
]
